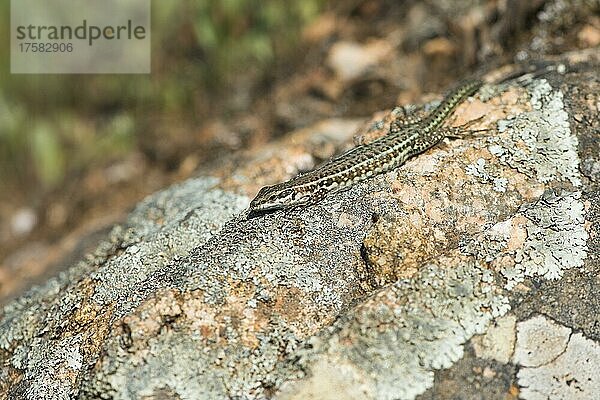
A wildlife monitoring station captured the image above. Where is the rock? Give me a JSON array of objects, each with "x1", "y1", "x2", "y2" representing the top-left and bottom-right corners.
[
  {"x1": 515, "y1": 316, "x2": 600, "y2": 400},
  {"x1": 1, "y1": 59, "x2": 598, "y2": 400},
  {"x1": 326, "y1": 40, "x2": 394, "y2": 82}
]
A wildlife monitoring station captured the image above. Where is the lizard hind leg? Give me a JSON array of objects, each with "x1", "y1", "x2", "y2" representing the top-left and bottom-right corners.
[
  {"x1": 389, "y1": 107, "x2": 428, "y2": 133},
  {"x1": 443, "y1": 116, "x2": 492, "y2": 139},
  {"x1": 443, "y1": 126, "x2": 492, "y2": 140}
]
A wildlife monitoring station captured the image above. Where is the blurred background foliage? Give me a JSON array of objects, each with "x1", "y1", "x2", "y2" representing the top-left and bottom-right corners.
[{"x1": 0, "y1": 0, "x2": 324, "y2": 199}]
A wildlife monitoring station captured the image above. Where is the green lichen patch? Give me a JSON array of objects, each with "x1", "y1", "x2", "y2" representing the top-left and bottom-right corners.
[
  {"x1": 493, "y1": 80, "x2": 581, "y2": 187},
  {"x1": 283, "y1": 255, "x2": 510, "y2": 400},
  {"x1": 0, "y1": 177, "x2": 248, "y2": 399},
  {"x1": 91, "y1": 177, "x2": 248, "y2": 315},
  {"x1": 465, "y1": 191, "x2": 588, "y2": 289}
]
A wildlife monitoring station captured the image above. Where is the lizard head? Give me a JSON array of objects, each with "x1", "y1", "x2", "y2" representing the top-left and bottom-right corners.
[{"x1": 249, "y1": 183, "x2": 312, "y2": 213}]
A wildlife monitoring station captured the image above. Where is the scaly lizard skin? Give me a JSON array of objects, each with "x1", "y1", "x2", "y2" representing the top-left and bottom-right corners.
[{"x1": 249, "y1": 79, "x2": 483, "y2": 214}]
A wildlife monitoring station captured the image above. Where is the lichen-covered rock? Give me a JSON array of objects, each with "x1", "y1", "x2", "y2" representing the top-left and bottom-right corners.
[
  {"x1": 1, "y1": 62, "x2": 598, "y2": 400},
  {"x1": 515, "y1": 315, "x2": 600, "y2": 400}
]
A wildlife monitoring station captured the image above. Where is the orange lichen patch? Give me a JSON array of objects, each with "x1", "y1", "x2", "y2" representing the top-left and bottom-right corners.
[
  {"x1": 119, "y1": 283, "x2": 276, "y2": 349},
  {"x1": 70, "y1": 279, "x2": 100, "y2": 326},
  {"x1": 490, "y1": 254, "x2": 516, "y2": 272},
  {"x1": 510, "y1": 173, "x2": 545, "y2": 201},
  {"x1": 451, "y1": 98, "x2": 494, "y2": 126},
  {"x1": 505, "y1": 215, "x2": 529, "y2": 251},
  {"x1": 363, "y1": 209, "x2": 442, "y2": 285},
  {"x1": 180, "y1": 292, "x2": 220, "y2": 342},
  {"x1": 74, "y1": 307, "x2": 115, "y2": 359},
  {"x1": 75, "y1": 306, "x2": 115, "y2": 359},
  {"x1": 508, "y1": 384, "x2": 520, "y2": 398},
  {"x1": 52, "y1": 279, "x2": 115, "y2": 358},
  {"x1": 273, "y1": 286, "x2": 304, "y2": 320},
  {"x1": 267, "y1": 286, "x2": 329, "y2": 337},
  {"x1": 121, "y1": 289, "x2": 184, "y2": 347}
]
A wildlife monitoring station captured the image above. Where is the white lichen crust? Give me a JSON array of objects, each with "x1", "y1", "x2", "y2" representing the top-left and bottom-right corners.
[
  {"x1": 515, "y1": 316, "x2": 600, "y2": 400},
  {"x1": 467, "y1": 80, "x2": 588, "y2": 288},
  {"x1": 0, "y1": 178, "x2": 248, "y2": 400},
  {"x1": 493, "y1": 80, "x2": 581, "y2": 186},
  {"x1": 279, "y1": 259, "x2": 510, "y2": 400},
  {"x1": 467, "y1": 190, "x2": 589, "y2": 289},
  {"x1": 512, "y1": 191, "x2": 588, "y2": 282}
]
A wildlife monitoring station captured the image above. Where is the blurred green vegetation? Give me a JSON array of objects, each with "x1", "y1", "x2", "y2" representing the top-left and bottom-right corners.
[{"x1": 0, "y1": 0, "x2": 324, "y2": 197}]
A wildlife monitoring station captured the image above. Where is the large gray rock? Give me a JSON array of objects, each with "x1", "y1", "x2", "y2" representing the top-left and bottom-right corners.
[{"x1": 1, "y1": 60, "x2": 598, "y2": 400}]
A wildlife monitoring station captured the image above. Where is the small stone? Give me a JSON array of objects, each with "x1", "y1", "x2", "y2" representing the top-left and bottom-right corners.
[{"x1": 11, "y1": 208, "x2": 37, "y2": 236}]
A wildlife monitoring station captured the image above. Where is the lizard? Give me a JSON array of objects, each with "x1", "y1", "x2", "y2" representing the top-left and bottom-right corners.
[{"x1": 248, "y1": 64, "x2": 562, "y2": 217}]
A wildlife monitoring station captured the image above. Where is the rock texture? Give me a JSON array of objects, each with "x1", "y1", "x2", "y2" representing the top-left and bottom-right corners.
[{"x1": 1, "y1": 58, "x2": 599, "y2": 400}]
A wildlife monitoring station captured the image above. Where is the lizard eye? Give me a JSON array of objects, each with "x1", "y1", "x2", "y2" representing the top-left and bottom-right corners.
[{"x1": 277, "y1": 189, "x2": 294, "y2": 201}]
